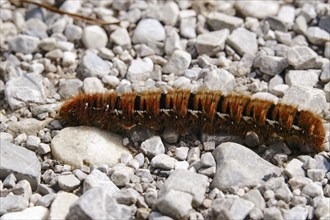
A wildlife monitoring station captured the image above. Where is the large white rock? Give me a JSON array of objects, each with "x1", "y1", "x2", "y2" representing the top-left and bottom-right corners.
[
  {"x1": 51, "y1": 126, "x2": 131, "y2": 168},
  {"x1": 132, "y1": 18, "x2": 166, "y2": 44},
  {"x1": 0, "y1": 206, "x2": 49, "y2": 220},
  {"x1": 49, "y1": 191, "x2": 78, "y2": 220}
]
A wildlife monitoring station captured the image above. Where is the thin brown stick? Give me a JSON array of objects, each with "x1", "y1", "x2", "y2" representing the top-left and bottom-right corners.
[{"x1": 14, "y1": 0, "x2": 119, "y2": 25}]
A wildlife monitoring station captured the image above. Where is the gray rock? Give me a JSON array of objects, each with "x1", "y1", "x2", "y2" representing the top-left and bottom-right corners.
[
  {"x1": 77, "y1": 51, "x2": 111, "y2": 79},
  {"x1": 110, "y1": 164, "x2": 134, "y2": 187},
  {"x1": 141, "y1": 136, "x2": 165, "y2": 158},
  {"x1": 57, "y1": 174, "x2": 80, "y2": 192},
  {"x1": 206, "y1": 12, "x2": 243, "y2": 31},
  {"x1": 175, "y1": 161, "x2": 189, "y2": 170},
  {"x1": 82, "y1": 77, "x2": 105, "y2": 93},
  {"x1": 314, "y1": 155, "x2": 330, "y2": 171},
  {"x1": 265, "y1": 16, "x2": 287, "y2": 32},
  {"x1": 284, "y1": 158, "x2": 305, "y2": 178},
  {"x1": 112, "y1": 188, "x2": 139, "y2": 205},
  {"x1": 145, "y1": 188, "x2": 157, "y2": 207},
  {"x1": 175, "y1": 147, "x2": 189, "y2": 161},
  {"x1": 26, "y1": 135, "x2": 41, "y2": 151},
  {"x1": 37, "y1": 143, "x2": 51, "y2": 155},
  {"x1": 66, "y1": 187, "x2": 133, "y2": 220},
  {"x1": 211, "y1": 142, "x2": 282, "y2": 191},
  {"x1": 288, "y1": 176, "x2": 313, "y2": 190},
  {"x1": 5, "y1": 72, "x2": 46, "y2": 110},
  {"x1": 306, "y1": 27, "x2": 330, "y2": 46},
  {"x1": 110, "y1": 28, "x2": 131, "y2": 47},
  {"x1": 324, "y1": 82, "x2": 330, "y2": 102},
  {"x1": 156, "y1": 189, "x2": 193, "y2": 219},
  {"x1": 8, "y1": 34, "x2": 39, "y2": 54},
  {"x1": 3, "y1": 173, "x2": 17, "y2": 188},
  {"x1": 36, "y1": 193, "x2": 57, "y2": 207},
  {"x1": 7, "y1": 118, "x2": 51, "y2": 136},
  {"x1": 38, "y1": 37, "x2": 57, "y2": 51},
  {"x1": 180, "y1": 11, "x2": 196, "y2": 39},
  {"x1": 0, "y1": 194, "x2": 29, "y2": 215},
  {"x1": 281, "y1": 86, "x2": 327, "y2": 114},
  {"x1": 0, "y1": 206, "x2": 49, "y2": 220},
  {"x1": 275, "y1": 31, "x2": 292, "y2": 45},
  {"x1": 294, "y1": 15, "x2": 308, "y2": 35},
  {"x1": 82, "y1": 25, "x2": 108, "y2": 49},
  {"x1": 45, "y1": 49, "x2": 63, "y2": 60},
  {"x1": 127, "y1": 57, "x2": 153, "y2": 82},
  {"x1": 151, "y1": 154, "x2": 176, "y2": 170},
  {"x1": 181, "y1": 21, "x2": 196, "y2": 40},
  {"x1": 156, "y1": 169, "x2": 207, "y2": 218},
  {"x1": 62, "y1": 51, "x2": 76, "y2": 66},
  {"x1": 204, "y1": 68, "x2": 236, "y2": 93},
  {"x1": 315, "y1": 197, "x2": 330, "y2": 219},
  {"x1": 275, "y1": 184, "x2": 293, "y2": 203},
  {"x1": 235, "y1": 1, "x2": 279, "y2": 19},
  {"x1": 236, "y1": 54, "x2": 255, "y2": 76},
  {"x1": 51, "y1": 127, "x2": 131, "y2": 169},
  {"x1": 249, "y1": 208, "x2": 264, "y2": 220},
  {"x1": 1, "y1": 141, "x2": 40, "y2": 191},
  {"x1": 58, "y1": 79, "x2": 83, "y2": 99},
  {"x1": 227, "y1": 28, "x2": 258, "y2": 56},
  {"x1": 209, "y1": 197, "x2": 255, "y2": 220},
  {"x1": 163, "y1": 50, "x2": 191, "y2": 76},
  {"x1": 306, "y1": 169, "x2": 326, "y2": 182},
  {"x1": 254, "y1": 55, "x2": 288, "y2": 76},
  {"x1": 102, "y1": 75, "x2": 120, "y2": 88},
  {"x1": 187, "y1": 147, "x2": 201, "y2": 164},
  {"x1": 132, "y1": 19, "x2": 166, "y2": 44},
  {"x1": 195, "y1": 29, "x2": 229, "y2": 56},
  {"x1": 264, "y1": 207, "x2": 283, "y2": 220},
  {"x1": 319, "y1": 15, "x2": 330, "y2": 33},
  {"x1": 64, "y1": 24, "x2": 82, "y2": 41},
  {"x1": 277, "y1": 5, "x2": 295, "y2": 28},
  {"x1": 83, "y1": 169, "x2": 118, "y2": 193},
  {"x1": 320, "y1": 62, "x2": 330, "y2": 83},
  {"x1": 286, "y1": 46, "x2": 318, "y2": 69},
  {"x1": 48, "y1": 191, "x2": 78, "y2": 220},
  {"x1": 325, "y1": 42, "x2": 330, "y2": 59},
  {"x1": 285, "y1": 70, "x2": 319, "y2": 87},
  {"x1": 164, "y1": 27, "x2": 182, "y2": 55},
  {"x1": 243, "y1": 189, "x2": 265, "y2": 210},
  {"x1": 200, "y1": 152, "x2": 216, "y2": 168},
  {"x1": 301, "y1": 182, "x2": 323, "y2": 198}
]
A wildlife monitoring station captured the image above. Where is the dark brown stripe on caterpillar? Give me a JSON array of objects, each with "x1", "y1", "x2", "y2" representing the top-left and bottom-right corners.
[{"x1": 58, "y1": 90, "x2": 326, "y2": 153}]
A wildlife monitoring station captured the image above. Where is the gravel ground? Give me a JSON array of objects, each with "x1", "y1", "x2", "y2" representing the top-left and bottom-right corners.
[{"x1": 0, "y1": 0, "x2": 330, "y2": 219}]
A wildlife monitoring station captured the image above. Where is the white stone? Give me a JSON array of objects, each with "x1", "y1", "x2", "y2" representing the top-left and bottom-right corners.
[
  {"x1": 110, "y1": 28, "x2": 131, "y2": 47},
  {"x1": 235, "y1": 1, "x2": 279, "y2": 19},
  {"x1": 49, "y1": 191, "x2": 78, "y2": 220},
  {"x1": 227, "y1": 28, "x2": 258, "y2": 56},
  {"x1": 51, "y1": 127, "x2": 131, "y2": 168},
  {"x1": 127, "y1": 58, "x2": 153, "y2": 82},
  {"x1": 82, "y1": 77, "x2": 105, "y2": 93},
  {"x1": 82, "y1": 25, "x2": 108, "y2": 49},
  {"x1": 196, "y1": 29, "x2": 229, "y2": 56},
  {"x1": 0, "y1": 206, "x2": 48, "y2": 220},
  {"x1": 281, "y1": 86, "x2": 327, "y2": 114},
  {"x1": 163, "y1": 50, "x2": 191, "y2": 76},
  {"x1": 132, "y1": 19, "x2": 166, "y2": 44},
  {"x1": 285, "y1": 70, "x2": 319, "y2": 87}
]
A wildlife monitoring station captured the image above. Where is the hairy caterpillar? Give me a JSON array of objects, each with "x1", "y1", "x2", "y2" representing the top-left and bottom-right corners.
[{"x1": 59, "y1": 89, "x2": 326, "y2": 153}]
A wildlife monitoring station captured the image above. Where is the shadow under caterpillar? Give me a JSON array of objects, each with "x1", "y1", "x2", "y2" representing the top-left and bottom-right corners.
[{"x1": 59, "y1": 89, "x2": 326, "y2": 153}]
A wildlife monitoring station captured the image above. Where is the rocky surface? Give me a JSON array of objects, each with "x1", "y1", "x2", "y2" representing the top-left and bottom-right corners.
[{"x1": 0, "y1": 0, "x2": 329, "y2": 219}]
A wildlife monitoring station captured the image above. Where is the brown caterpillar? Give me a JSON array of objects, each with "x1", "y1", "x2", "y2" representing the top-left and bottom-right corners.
[{"x1": 59, "y1": 90, "x2": 326, "y2": 153}]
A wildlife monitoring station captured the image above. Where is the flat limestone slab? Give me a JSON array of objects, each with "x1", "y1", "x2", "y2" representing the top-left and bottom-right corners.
[{"x1": 51, "y1": 126, "x2": 131, "y2": 168}]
